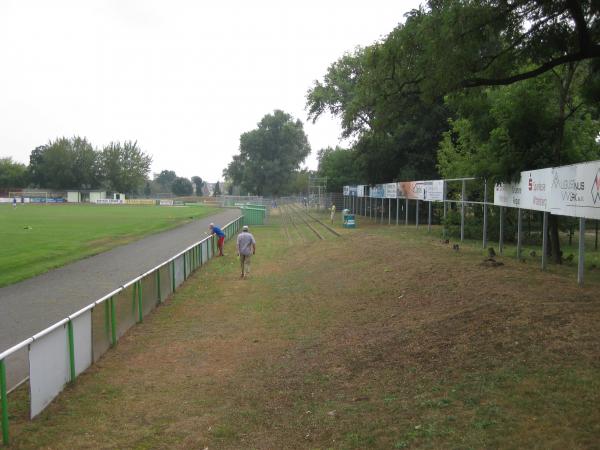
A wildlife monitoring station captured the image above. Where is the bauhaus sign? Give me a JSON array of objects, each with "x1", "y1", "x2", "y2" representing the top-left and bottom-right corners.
[
  {"x1": 549, "y1": 161, "x2": 600, "y2": 220},
  {"x1": 494, "y1": 161, "x2": 600, "y2": 219}
]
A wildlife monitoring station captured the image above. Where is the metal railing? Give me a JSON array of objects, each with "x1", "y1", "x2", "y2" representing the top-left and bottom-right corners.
[{"x1": 0, "y1": 216, "x2": 243, "y2": 446}]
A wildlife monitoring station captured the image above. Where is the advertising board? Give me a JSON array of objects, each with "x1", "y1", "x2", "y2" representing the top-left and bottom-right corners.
[
  {"x1": 384, "y1": 183, "x2": 397, "y2": 199},
  {"x1": 357, "y1": 185, "x2": 365, "y2": 197},
  {"x1": 549, "y1": 161, "x2": 600, "y2": 220},
  {"x1": 370, "y1": 185, "x2": 384, "y2": 198},
  {"x1": 422, "y1": 180, "x2": 444, "y2": 202}
]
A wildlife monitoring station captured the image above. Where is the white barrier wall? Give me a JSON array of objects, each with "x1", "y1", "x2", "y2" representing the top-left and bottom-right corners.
[
  {"x1": 174, "y1": 255, "x2": 185, "y2": 287},
  {"x1": 72, "y1": 311, "x2": 92, "y2": 377},
  {"x1": 29, "y1": 325, "x2": 70, "y2": 418}
]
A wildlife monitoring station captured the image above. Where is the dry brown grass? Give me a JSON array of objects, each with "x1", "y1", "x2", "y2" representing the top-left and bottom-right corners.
[{"x1": 8, "y1": 215, "x2": 600, "y2": 449}]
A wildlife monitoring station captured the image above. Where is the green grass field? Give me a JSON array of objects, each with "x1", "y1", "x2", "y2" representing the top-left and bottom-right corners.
[
  {"x1": 0, "y1": 203, "x2": 219, "y2": 287},
  {"x1": 5, "y1": 210, "x2": 599, "y2": 449}
]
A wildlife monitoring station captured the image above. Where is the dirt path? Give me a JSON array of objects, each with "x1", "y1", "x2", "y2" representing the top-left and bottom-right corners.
[{"x1": 0, "y1": 208, "x2": 240, "y2": 389}]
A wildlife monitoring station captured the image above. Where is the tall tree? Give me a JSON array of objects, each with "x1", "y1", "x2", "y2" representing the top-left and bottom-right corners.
[
  {"x1": 191, "y1": 176, "x2": 204, "y2": 196},
  {"x1": 0, "y1": 158, "x2": 28, "y2": 189},
  {"x1": 154, "y1": 170, "x2": 177, "y2": 192},
  {"x1": 101, "y1": 141, "x2": 152, "y2": 194},
  {"x1": 317, "y1": 147, "x2": 362, "y2": 192},
  {"x1": 224, "y1": 110, "x2": 311, "y2": 196},
  {"x1": 172, "y1": 177, "x2": 193, "y2": 196},
  {"x1": 212, "y1": 181, "x2": 222, "y2": 197}
]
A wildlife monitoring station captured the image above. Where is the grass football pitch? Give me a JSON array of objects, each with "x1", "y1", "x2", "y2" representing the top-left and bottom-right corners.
[{"x1": 0, "y1": 203, "x2": 219, "y2": 287}]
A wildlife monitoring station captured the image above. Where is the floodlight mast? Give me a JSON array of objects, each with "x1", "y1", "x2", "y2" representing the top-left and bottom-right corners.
[{"x1": 308, "y1": 175, "x2": 327, "y2": 210}]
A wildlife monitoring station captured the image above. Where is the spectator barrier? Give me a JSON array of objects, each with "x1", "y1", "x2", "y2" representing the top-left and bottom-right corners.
[{"x1": 0, "y1": 216, "x2": 243, "y2": 446}]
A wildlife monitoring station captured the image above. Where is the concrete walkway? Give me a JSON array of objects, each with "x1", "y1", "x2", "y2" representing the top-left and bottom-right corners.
[{"x1": 0, "y1": 208, "x2": 241, "y2": 389}]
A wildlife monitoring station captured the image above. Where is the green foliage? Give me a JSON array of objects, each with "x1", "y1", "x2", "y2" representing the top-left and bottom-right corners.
[
  {"x1": 224, "y1": 110, "x2": 310, "y2": 196},
  {"x1": 317, "y1": 147, "x2": 362, "y2": 192},
  {"x1": 154, "y1": 170, "x2": 177, "y2": 191},
  {"x1": 101, "y1": 141, "x2": 152, "y2": 194},
  {"x1": 212, "y1": 181, "x2": 222, "y2": 197},
  {"x1": 438, "y1": 65, "x2": 600, "y2": 182},
  {"x1": 0, "y1": 157, "x2": 28, "y2": 189},
  {"x1": 191, "y1": 176, "x2": 204, "y2": 196},
  {"x1": 171, "y1": 177, "x2": 193, "y2": 196},
  {"x1": 28, "y1": 137, "x2": 101, "y2": 189}
]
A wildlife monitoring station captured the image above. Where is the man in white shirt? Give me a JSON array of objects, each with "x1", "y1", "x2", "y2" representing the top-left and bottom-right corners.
[{"x1": 236, "y1": 225, "x2": 256, "y2": 279}]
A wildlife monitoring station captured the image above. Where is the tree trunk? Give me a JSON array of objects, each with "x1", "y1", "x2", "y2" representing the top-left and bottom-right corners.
[{"x1": 548, "y1": 213, "x2": 562, "y2": 264}]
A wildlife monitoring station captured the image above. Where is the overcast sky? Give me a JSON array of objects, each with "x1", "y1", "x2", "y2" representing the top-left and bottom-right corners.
[{"x1": 0, "y1": 0, "x2": 421, "y2": 182}]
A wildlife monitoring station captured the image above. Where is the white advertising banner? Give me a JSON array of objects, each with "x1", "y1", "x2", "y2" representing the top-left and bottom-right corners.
[
  {"x1": 520, "y1": 168, "x2": 551, "y2": 212},
  {"x1": 494, "y1": 181, "x2": 522, "y2": 208},
  {"x1": 370, "y1": 185, "x2": 384, "y2": 198},
  {"x1": 343, "y1": 186, "x2": 349, "y2": 196},
  {"x1": 549, "y1": 161, "x2": 600, "y2": 220},
  {"x1": 29, "y1": 325, "x2": 70, "y2": 418},
  {"x1": 384, "y1": 183, "x2": 397, "y2": 199},
  {"x1": 422, "y1": 180, "x2": 445, "y2": 202},
  {"x1": 95, "y1": 199, "x2": 124, "y2": 205},
  {"x1": 357, "y1": 185, "x2": 365, "y2": 197},
  {"x1": 399, "y1": 181, "x2": 425, "y2": 200}
]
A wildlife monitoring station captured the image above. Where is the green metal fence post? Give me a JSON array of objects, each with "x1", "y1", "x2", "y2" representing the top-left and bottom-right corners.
[
  {"x1": 137, "y1": 280, "x2": 143, "y2": 323},
  {"x1": 110, "y1": 296, "x2": 117, "y2": 346},
  {"x1": 157, "y1": 269, "x2": 162, "y2": 303},
  {"x1": 171, "y1": 261, "x2": 176, "y2": 292},
  {"x1": 183, "y1": 252, "x2": 187, "y2": 280},
  {"x1": 1, "y1": 358, "x2": 9, "y2": 446},
  {"x1": 104, "y1": 300, "x2": 110, "y2": 338},
  {"x1": 67, "y1": 321, "x2": 76, "y2": 382}
]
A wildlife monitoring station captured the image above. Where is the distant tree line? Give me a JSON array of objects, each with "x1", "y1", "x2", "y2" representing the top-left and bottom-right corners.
[{"x1": 0, "y1": 136, "x2": 217, "y2": 197}]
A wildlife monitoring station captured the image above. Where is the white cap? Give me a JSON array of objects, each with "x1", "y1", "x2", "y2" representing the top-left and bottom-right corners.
[
  {"x1": 242, "y1": 225, "x2": 249, "y2": 231},
  {"x1": 209, "y1": 223, "x2": 214, "y2": 227}
]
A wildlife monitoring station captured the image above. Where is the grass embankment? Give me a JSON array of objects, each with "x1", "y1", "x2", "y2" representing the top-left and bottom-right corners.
[
  {"x1": 0, "y1": 204, "x2": 219, "y2": 287},
  {"x1": 6, "y1": 209, "x2": 600, "y2": 449}
]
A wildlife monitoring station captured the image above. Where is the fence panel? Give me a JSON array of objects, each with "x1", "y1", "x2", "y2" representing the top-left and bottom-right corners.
[
  {"x1": 202, "y1": 240, "x2": 208, "y2": 264},
  {"x1": 141, "y1": 271, "x2": 159, "y2": 318},
  {"x1": 158, "y1": 264, "x2": 172, "y2": 301},
  {"x1": 29, "y1": 325, "x2": 69, "y2": 418},
  {"x1": 92, "y1": 301, "x2": 112, "y2": 363},
  {"x1": 72, "y1": 311, "x2": 92, "y2": 377},
  {"x1": 174, "y1": 255, "x2": 185, "y2": 288},
  {"x1": 114, "y1": 285, "x2": 137, "y2": 339}
]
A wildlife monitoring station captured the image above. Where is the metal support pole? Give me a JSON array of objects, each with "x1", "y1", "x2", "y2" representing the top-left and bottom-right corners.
[
  {"x1": 460, "y1": 180, "x2": 466, "y2": 241},
  {"x1": 443, "y1": 181, "x2": 448, "y2": 239},
  {"x1": 428, "y1": 201, "x2": 432, "y2": 232},
  {"x1": 110, "y1": 296, "x2": 117, "y2": 346},
  {"x1": 171, "y1": 261, "x2": 175, "y2": 292},
  {"x1": 380, "y1": 198, "x2": 384, "y2": 223},
  {"x1": 483, "y1": 180, "x2": 488, "y2": 248},
  {"x1": 67, "y1": 321, "x2": 76, "y2": 382},
  {"x1": 517, "y1": 208, "x2": 523, "y2": 259},
  {"x1": 183, "y1": 251, "x2": 187, "y2": 280},
  {"x1": 104, "y1": 300, "x2": 110, "y2": 338},
  {"x1": 542, "y1": 212, "x2": 548, "y2": 270},
  {"x1": 499, "y1": 207, "x2": 504, "y2": 255},
  {"x1": 578, "y1": 218, "x2": 586, "y2": 286},
  {"x1": 405, "y1": 198, "x2": 409, "y2": 225},
  {"x1": 388, "y1": 198, "x2": 391, "y2": 225},
  {"x1": 416, "y1": 200, "x2": 420, "y2": 228},
  {"x1": 137, "y1": 280, "x2": 143, "y2": 323},
  {"x1": 396, "y1": 197, "x2": 399, "y2": 225},
  {"x1": 1, "y1": 359, "x2": 8, "y2": 446},
  {"x1": 156, "y1": 267, "x2": 162, "y2": 303}
]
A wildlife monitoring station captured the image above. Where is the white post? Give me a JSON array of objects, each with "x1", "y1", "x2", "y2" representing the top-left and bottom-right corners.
[{"x1": 578, "y1": 217, "x2": 585, "y2": 286}]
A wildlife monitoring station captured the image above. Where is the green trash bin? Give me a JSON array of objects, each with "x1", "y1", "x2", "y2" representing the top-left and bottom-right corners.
[{"x1": 343, "y1": 213, "x2": 356, "y2": 228}]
